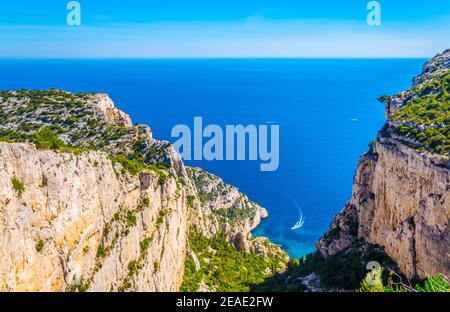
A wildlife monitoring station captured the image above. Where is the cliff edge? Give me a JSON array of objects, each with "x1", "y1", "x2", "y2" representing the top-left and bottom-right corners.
[
  {"x1": 317, "y1": 50, "x2": 450, "y2": 280},
  {"x1": 0, "y1": 89, "x2": 287, "y2": 291}
]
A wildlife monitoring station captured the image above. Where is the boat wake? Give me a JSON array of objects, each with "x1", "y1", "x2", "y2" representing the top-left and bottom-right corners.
[
  {"x1": 290, "y1": 208, "x2": 305, "y2": 230},
  {"x1": 259, "y1": 188, "x2": 306, "y2": 231},
  {"x1": 285, "y1": 194, "x2": 305, "y2": 230},
  {"x1": 291, "y1": 214, "x2": 305, "y2": 230}
]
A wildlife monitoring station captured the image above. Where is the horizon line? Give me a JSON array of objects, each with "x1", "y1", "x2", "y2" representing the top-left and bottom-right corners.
[{"x1": 0, "y1": 56, "x2": 431, "y2": 60}]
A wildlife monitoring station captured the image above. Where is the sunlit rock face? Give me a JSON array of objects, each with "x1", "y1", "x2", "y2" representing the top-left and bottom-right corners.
[
  {"x1": 0, "y1": 89, "x2": 280, "y2": 291},
  {"x1": 0, "y1": 142, "x2": 187, "y2": 291},
  {"x1": 317, "y1": 50, "x2": 450, "y2": 279}
]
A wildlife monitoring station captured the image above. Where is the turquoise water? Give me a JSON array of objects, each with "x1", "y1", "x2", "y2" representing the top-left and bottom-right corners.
[{"x1": 0, "y1": 59, "x2": 425, "y2": 258}]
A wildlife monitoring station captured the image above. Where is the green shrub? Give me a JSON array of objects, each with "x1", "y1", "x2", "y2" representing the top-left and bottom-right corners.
[
  {"x1": 11, "y1": 176, "x2": 25, "y2": 196},
  {"x1": 181, "y1": 232, "x2": 287, "y2": 292},
  {"x1": 125, "y1": 211, "x2": 137, "y2": 227},
  {"x1": 389, "y1": 71, "x2": 450, "y2": 156},
  {"x1": 140, "y1": 238, "x2": 151, "y2": 252},
  {"x1": 109, "y1": 154, "x2": 150, "y2": 175},
  {"x1": 33, "y1": 126, "x2": 65, "y2": 150},
  {"x1": 377, "y1": 95, "x2": 390, "y2": 104},
  {"x1": 35, "y1": 240, "x2": 44, "y2": 252},
  {"x1": 96, "y1": 244, "x2": 107, "y2": 258},
  {"x1": 155, "y1": 209, "x2": 167, "y2": 227},
  {"x1": 157, "y1": 172, "x2": 169, "y2": 185},
  {"x1": 254, "y1": 241, "x2": 394, "y2": 291},
  {"x1": 357, "y1": 271, "x2": 449, "y2": 293},
  {"x1": 128, "y1": 260, "x2": 138, "y2": 274},
  {"x1": 76, "y1": 281, "x2": 90, "y2": 292},
  {"x1": 180, "y1": 256, "x2": 203, "y2": 292},
  {"x1": 186, "y1": 195, "x2": 195, "y2": 208},
  {"x1": 213, "y1": 206, "x2": 257, "y2": 224},
  {"x1": 68, "y1": 279, "x2": 90, "y2": 292},
  {"x1": 33, "y1": 126, "x2": 87, "y2": 154},
  {"x1": 415, "y1": 275, "x2": 450, "y2": 292}
]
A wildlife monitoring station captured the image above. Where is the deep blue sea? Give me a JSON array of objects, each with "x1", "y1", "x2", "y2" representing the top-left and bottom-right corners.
[{"x1": 0, "y1": 59, "x2": 425, "y2": 258}]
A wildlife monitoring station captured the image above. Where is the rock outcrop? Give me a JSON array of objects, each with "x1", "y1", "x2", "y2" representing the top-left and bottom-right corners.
[
  {"x1": 0, "y1": 89, "x2": 285, "y2": 292},
  {"x1": 186, "y1": 167, "x2": 268, "y2": 251},
  {"x1": 86, "y1": 93, "x2": 132, "y2": 127},
  {"x1": 0, "y1": 142, "x2": 186, "y2": 291},
  {"x1": 317, "y1": 51, "x2": 450, "y2": 280}
]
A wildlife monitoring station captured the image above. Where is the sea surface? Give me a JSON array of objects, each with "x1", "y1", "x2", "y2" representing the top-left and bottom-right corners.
[{"x1": 0, "y1": 58, "x2": 425, "y2": 258}]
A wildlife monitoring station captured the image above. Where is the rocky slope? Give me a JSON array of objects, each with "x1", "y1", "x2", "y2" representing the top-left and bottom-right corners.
[
  {"x1": 186, "y1": 167, "x2": 268, "y2": 251},
  {"x1": 317, "y1": 50, "x2": 450, "y2": 280},
  {"x1": 0, "y1": 90, "x2": 286, "y2": 291}
]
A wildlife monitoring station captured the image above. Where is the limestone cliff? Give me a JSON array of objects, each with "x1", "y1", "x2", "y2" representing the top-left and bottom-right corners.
[
  {"x1": 0, "y1": 142, "x2": 187, "y2": 291},
  {"x1": 186, "y1": 167, "x2": 268, "y2": 251},
  {"x1": 0, "y1": 89, "x2": 286, "y2": 292},
  {"x1": 317, "y1": 50, "x2": 450, "y2": 280}
]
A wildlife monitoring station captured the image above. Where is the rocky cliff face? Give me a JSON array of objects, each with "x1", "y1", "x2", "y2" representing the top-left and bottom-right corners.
[
  {"x1": 86, "y1": 94, "x2": 132, "y2": 127},
  {"x1": 0, "y1": 142, "x2": 187, "y2": 291},
  {"x1": 317, "y1": 50, "x2": 450, "y2": 280},
  {"x1": 0, "y1": 89, "x2": 285, "y2": 292},
  {"x1": 186, "y1": 167, "x2": 268, "y2": 251}
]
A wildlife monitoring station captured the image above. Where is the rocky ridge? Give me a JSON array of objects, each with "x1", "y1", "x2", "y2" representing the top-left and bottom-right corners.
[
  {"x1": 317, "y1": 50, "x2": 450, "y2": 280},
  {"x1": 0, "y1": 89, "x2": 287, "y2": 291}
]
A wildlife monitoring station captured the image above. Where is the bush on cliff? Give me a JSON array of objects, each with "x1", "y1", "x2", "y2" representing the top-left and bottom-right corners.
[
  {"x1": 358, "y1": 269, "x2": 449, "y2": 292},
  {"x1": 11, "y1": 175, "x2": 25, "y2": 196},
  {"x1": 33, "y1": 126, "x2": 86, "y2": 154},
  {"x1": 33, "y1": 126, "x2": 65, "y2": 150},
  {"x1": 415, "y1": 274, "x2": 450, "y2": 292},
  {"x1": 252, "y1": 240, "x2": 396, "y2": 291},
  {"x1": 390, "y1": 71, "x2": 450, "y2": 155},
  {"x1": 181, "y1": 232, "x2": 286, "y2": 292}
]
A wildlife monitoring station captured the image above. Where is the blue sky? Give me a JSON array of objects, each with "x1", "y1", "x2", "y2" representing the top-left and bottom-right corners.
[{"x1": 0, "y1": 0, "x2": 449, "y2": 58}]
